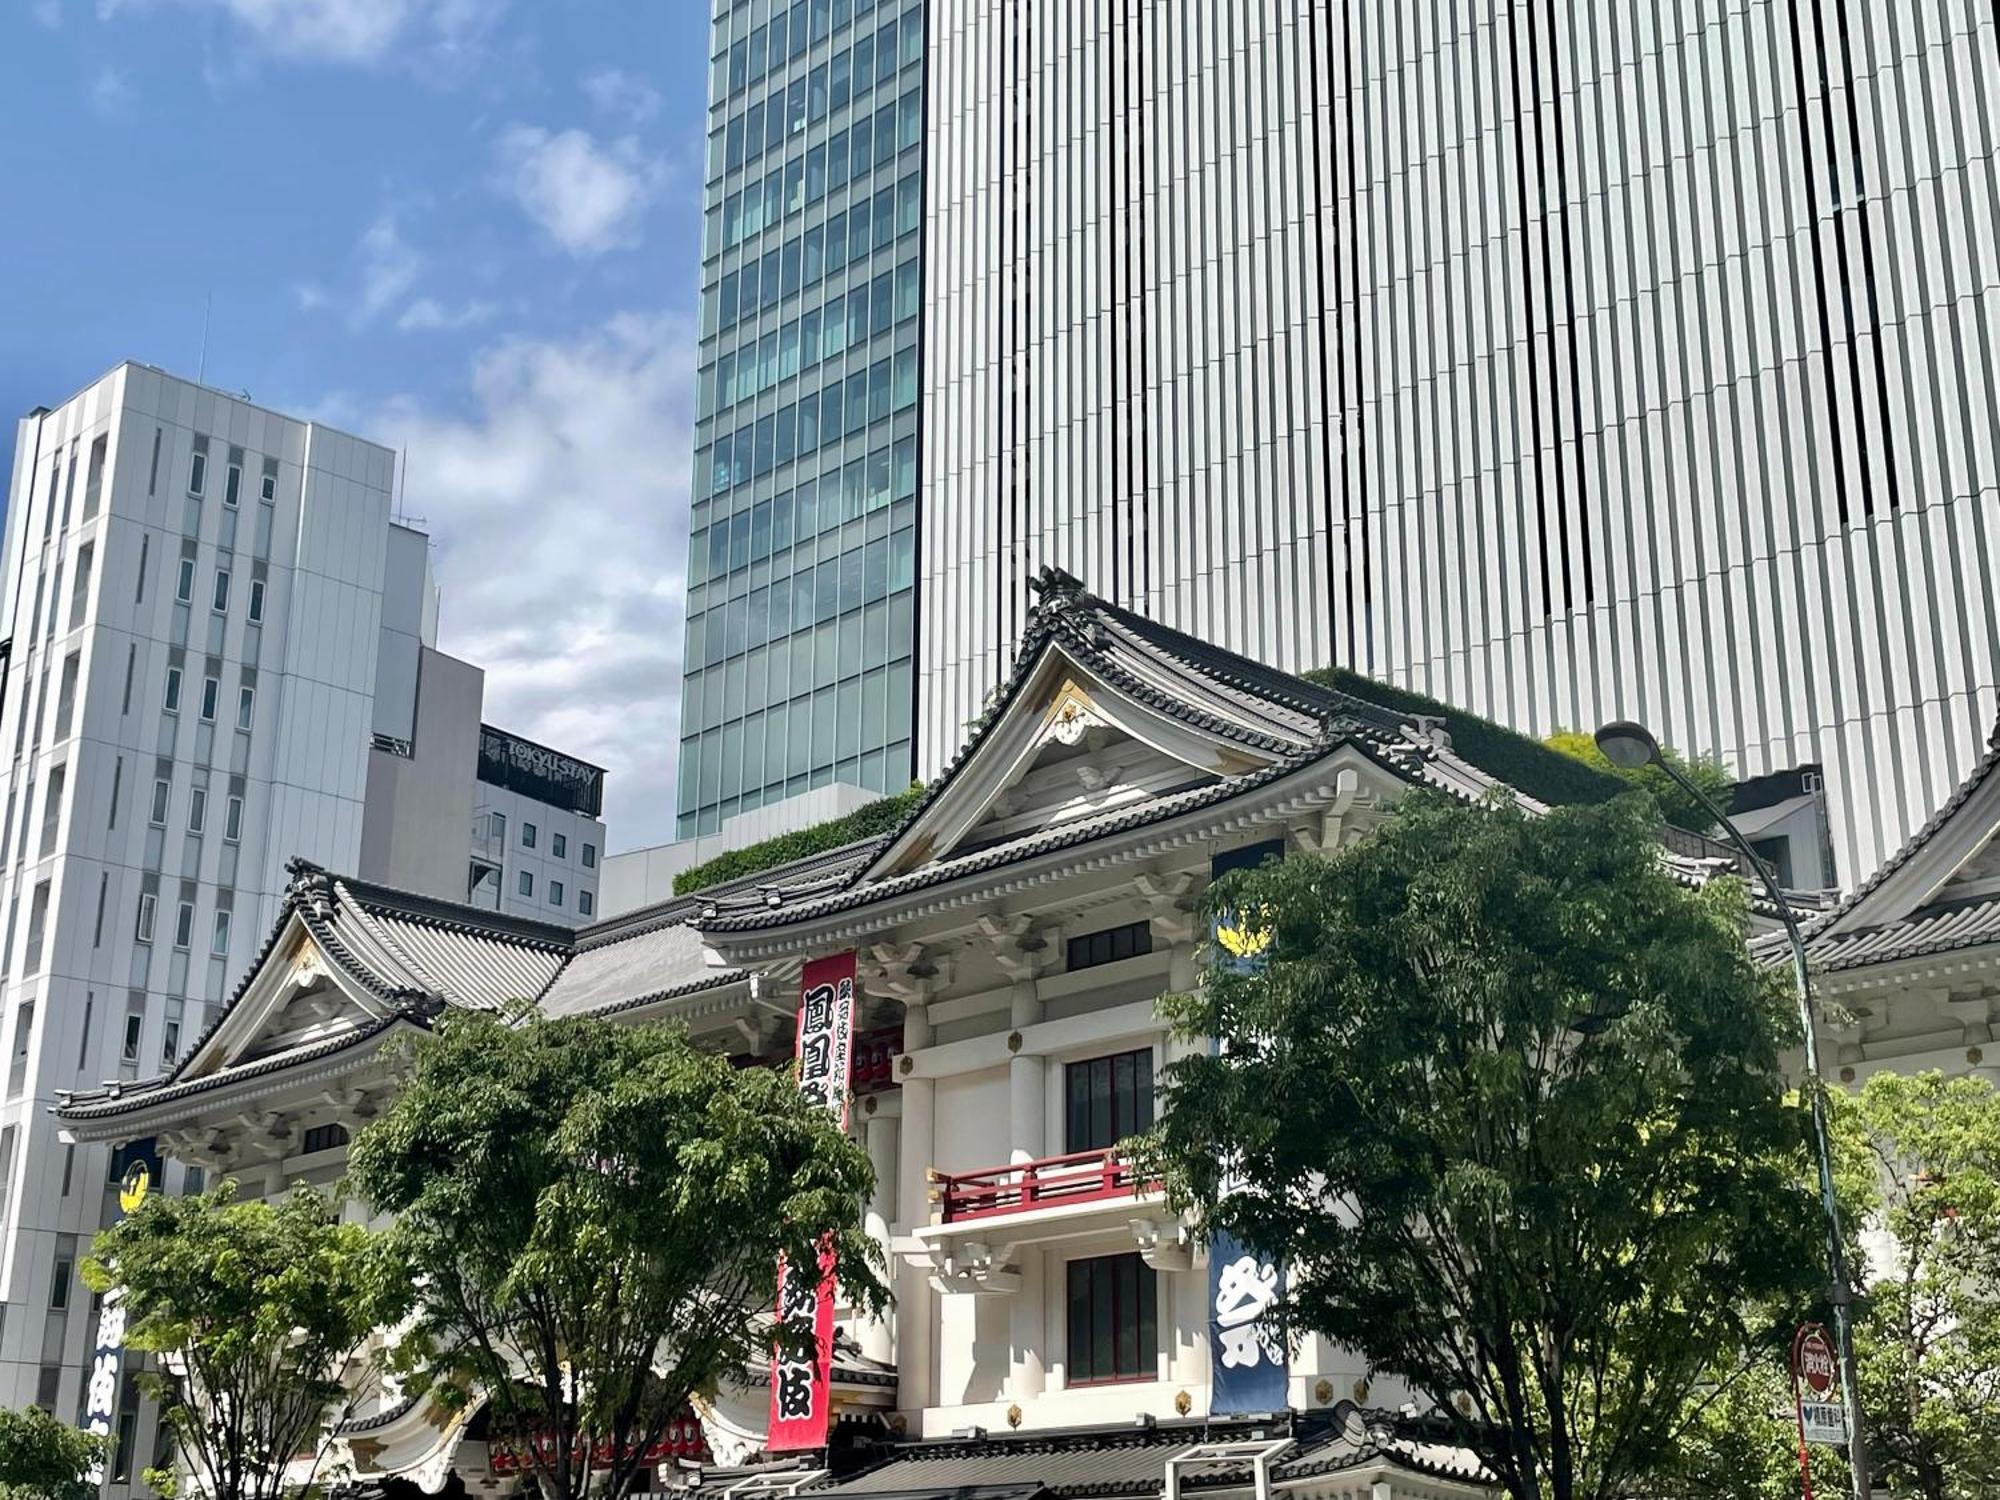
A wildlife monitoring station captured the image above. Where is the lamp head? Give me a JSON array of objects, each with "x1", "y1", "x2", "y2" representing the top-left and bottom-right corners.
[{"x1": 1594, "y1": 720, "x2": 1662, "y2": 772}]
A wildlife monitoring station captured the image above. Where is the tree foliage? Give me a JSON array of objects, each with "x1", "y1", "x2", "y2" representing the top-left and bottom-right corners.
[
  {"x1": 346, "y1": 1012, "x2": 886, "y2": 1500},
  {"x1": 1835, "y1": 1069, "x2": 2000, "y2": 1500},
  {"x1": 1142, "y1": 791, "x2": 1822, "y2": 1500},
  {"x1": 0, "y1": 1406, "x2": 105, "y2": 1500},
  {"x1": 81, "y1": 1185, "x2": 405, "y2": 1500},
  {"x1": 1545, "y1": 729, "x2": 1734, "y2": 833}
]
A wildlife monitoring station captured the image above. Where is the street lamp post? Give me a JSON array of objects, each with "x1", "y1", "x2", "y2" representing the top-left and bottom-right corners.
[{"x1": 1593, "y1": 720, "x2": 1871, "y2": 1500}]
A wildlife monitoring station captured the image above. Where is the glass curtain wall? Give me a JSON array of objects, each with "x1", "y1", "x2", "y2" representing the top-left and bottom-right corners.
[{"x1": 678, "y1": 0, "x2": 925, "y2": 838}]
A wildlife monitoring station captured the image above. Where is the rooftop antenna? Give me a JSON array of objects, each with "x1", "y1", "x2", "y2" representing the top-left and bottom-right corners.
[{"x1": 196, "y1": 292, "x2": 213, "y2": 385}]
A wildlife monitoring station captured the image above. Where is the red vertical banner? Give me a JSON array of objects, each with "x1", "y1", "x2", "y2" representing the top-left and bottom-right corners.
[{"x1": 767, "y1": 952, "x2": 856, "y2": 1453}]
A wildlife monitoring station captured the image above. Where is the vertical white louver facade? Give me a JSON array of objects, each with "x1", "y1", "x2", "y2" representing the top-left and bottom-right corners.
[
  {"x1": 920, "y1": 0, "x2": 1344, "y2": 750},
  {"x1": 914, "y1": 0, "x2": 2000, "y2": 885}
]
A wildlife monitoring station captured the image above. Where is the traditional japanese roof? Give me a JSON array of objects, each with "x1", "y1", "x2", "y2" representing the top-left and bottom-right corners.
[
  {"x1": 57, "y1": 569, "x2": 1766, "y2": 1135},
  {"x1": 804, "y1": 1408, "x2": 1490, "y2": 1498},
  {"x1": 54, "y1": 860, "x2": 721, "y2": 1127},
  {"x1": 1790, "y1": 715, "x2": 2000, "y2": 977},
  {"x1": 696, "y1": 567, "x2": 1741, "y2": 939}
]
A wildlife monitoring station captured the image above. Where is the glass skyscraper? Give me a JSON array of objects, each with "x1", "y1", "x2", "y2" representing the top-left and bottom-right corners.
[{"x1": 677, "y1": 0, "x2": 925, "y2": 839}]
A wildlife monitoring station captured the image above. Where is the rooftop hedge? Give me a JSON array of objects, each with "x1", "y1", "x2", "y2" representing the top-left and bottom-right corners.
[
  {"x1": 1301, "y1": 666, "x2": 1630, "y2": 810},
  {"x1": 672, "y1": 783, "x2": 926, "y2": 897}
]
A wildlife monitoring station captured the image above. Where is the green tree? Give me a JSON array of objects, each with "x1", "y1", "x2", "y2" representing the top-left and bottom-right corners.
[
  {"x1": 346, "y1": 1012, "x2": 886, "y2": 1500},
  {"x1": 0, "y1": 1406, "x2": 106, "y2": 1500},
  {"x1": 1545, "y1": 728, "x2": 1734, "y2": 832},
  {"x1": 1142, "y1": 791, "x2": 1822, "y2": 1500},
  {"x1": 82, "y1": 1185, "x2": 405, "y2": 1500},
  {"x1": 1836, "y1": 1069, "x2": 2000, "y2": 1500}
]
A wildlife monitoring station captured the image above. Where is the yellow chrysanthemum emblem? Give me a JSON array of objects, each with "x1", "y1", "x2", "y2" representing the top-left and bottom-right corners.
[
  {"x1": 1215, "y1": 917, "x2": 1273, "y2": 961},
  {"x1": 118, "y1": 1160, "x2": 151, "y2": 1215}
]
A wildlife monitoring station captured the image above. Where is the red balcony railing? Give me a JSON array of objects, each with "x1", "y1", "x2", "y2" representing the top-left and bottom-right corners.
[{"x1": 933, "y1": 1147, "x2": 1159, "y2": 1224}]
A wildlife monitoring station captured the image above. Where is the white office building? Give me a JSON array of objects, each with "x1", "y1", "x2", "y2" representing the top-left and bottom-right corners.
[
  {"x1": 911, "y1": 0, "x2": 2000, "y2": 888},
  {"x1": 466, "y1": 726, "x2": 607, "y2": 923},
  {"x1": 0, "y1": 364, "x2": 603, "y2": 1477}
]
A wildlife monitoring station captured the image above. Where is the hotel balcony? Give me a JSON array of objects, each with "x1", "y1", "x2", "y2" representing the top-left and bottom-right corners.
[{"x1": 909, "y1": 1145, "x2": 1179, "y2": 1294}]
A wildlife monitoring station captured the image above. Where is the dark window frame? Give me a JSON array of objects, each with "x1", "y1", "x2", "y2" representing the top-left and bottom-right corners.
[
  {"x1": 1065, "y1": 920, "x2": 1154, "y2": 972},
  {"x1": 1065, "y1": 1252, "x2": 1157, "y2": 1386},
  {"x1": 1064, "y1": 1047, "x2": 1154, "y2": 1154}
]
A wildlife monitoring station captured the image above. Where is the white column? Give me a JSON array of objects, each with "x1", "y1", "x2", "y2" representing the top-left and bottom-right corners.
[
  {"x1": 1008, "y1": 977, "x2": 1044, "y2": 1163},
  {"x1": 859, "y1": 1109, "x2": 900, "y2": 1363},
  {"x1": 1006, "y1": 975, "x2": 1047, "y2": 1403},
  {"x1": 894, "y1": 999, "x2": 935, "y2": 1417},
  {"x1": 1007, "y1": 1247, "x2": 1046, "y2": 1400}
]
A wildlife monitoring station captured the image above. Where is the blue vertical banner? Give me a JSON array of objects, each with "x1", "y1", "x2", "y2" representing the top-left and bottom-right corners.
[
  {"x1": 1206, "y1": 841, "x2": 1290, "y2": 1413},
  {"x1": 84, "y1": 1138, "x2": 159, "y2": 1484},
  {"x1": 1208, "y1": 1231, "x2": 1288, "y2": 1412}
]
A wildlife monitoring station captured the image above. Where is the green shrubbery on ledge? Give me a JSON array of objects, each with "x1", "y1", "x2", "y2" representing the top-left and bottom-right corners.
[{"x1": 673, "y1": 783, "x2": 927, "y2": 897}]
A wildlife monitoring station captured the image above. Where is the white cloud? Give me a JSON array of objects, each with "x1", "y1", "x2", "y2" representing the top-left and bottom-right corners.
[
  {"x1": 581, "y1": 67, "x2": 660, "y2": 127},
  {"x1": 97, "y1": 0, "x2": 501, "y2": 66},
  {"x1": 397, "y1": 296, "x2": 497, "y2": 332},
  {"x1": 362, "y1": 313, "x2": 696, "y2": 848},
  {"x1": 493, "y1": 125, "x2": 660, "y2": 259},
  {"x1": 32, "y1": 0, "x2": 62, "y2": 28},
  {"x1": 353, "y1": 212, "x2": 423, "y2": 323},
  {"x1": 89, "y1": 64, "x2": 136, "y2": 117}
]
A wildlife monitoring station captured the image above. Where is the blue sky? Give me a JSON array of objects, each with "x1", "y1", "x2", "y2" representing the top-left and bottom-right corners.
[{"x1": 2, "y1": 0, "x2": 715, "y2": 849}]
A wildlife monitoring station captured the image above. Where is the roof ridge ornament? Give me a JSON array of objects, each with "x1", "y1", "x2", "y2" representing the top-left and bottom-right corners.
[
  {"x1": 285, "y1": 858, "x2": 337, "y2": 917},
  {"x1": 1028, "y1": 564, "x2": 1088, "y2": 603}
]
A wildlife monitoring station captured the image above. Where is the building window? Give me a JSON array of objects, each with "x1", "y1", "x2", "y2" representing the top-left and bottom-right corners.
[
  {"x1": 212, "y1": 570, "x2": 230, "y2": 613},
  {"x1": 248, "y1": 579, "x2": 265, "y2": 623},
  {"x1": 553, "y1": 833, "x2": 567, "y2": 860},
  {"x1": 176, "y1": 558, "x2": 194, "y2": 603},
  {"x1": 187, "y1": 452, "x2": 206, "y2": 497},
  {"x1": 187, "y1": 787, "x2": 206, "y2": 834},
  {"x1": 259, "y1": 471, "x2": 276, "y2": 502},
  {"x1": 150, "y1": 779, "x2": 170, "y2": 826},
  {"x1": 121, "y1": 1011, "x2": 142, "y2": 1062},
  {"x1": 163, "y1": 668, "x2": 182, "y2": 713},
  {"x1": 1066, "y1": 1253, "x2": 1156, "y2": 1386},
  {"x1": 236, "y1": 686, "x2": 255, "y2": 730},
  {"x1": 69, "y1": 543, "x2": 93, "y2": 630},
  {"x1": 518, "y1": 870, "x2": 533, "y2": 897},
  {"x1": 23, "y1": 883, "x2": 50, "y2": 974},
  {"x1": 578, "y1": 890, "x2": 594, "y2": 916},
  {"x1": 1065, "y1": 1048, "x2": 1154, "y2": 1154},
  {"x1": 173, "y1": 901, "x2": 194, "y2": 951},
  {"x1": 582, "y1": 843, "x2": 597, "y2": 869},
  {"x1": 522, "y1": 822, "x2": 537, "y2": 850},
  {"x1": 549, "y1": 881, "x2": 564, "y2": 907},
  {"x1": 224, "y1": 796, "x2": 243, "y2": 843},
  {"x1": 210, "y1": 910, "x2": 230, "y2": 956},
  {"x1": 135, "y1": 894, "x2": 156, "y2": 944},
  {"x1": 301, "y1": 1122, "x2": 350, "y2": 1156},
  {"x1": 49, "y1": 1244, "x2": 72, "y2": 1309},
  {"x1": 161, "y1": 1011, "x2": 180, "y2": 1066},
  {"x1": 112, "y1": 1410, "x2": 137, "y2": 1483},
  {"x1": 1066, "y1": 921, "x2": 1154, "y2": 972},
  {"x1": 9, "y1": 1003, "x2": 33, "y2": 1096},
  {"x1": 34, "y1": 1366, "x2": 59, "y2": 1412},
  {"x1": 223, "y1": 463, "x2": 241, "y2": 508},
  {"x1": 199, "y1": 676, "x2": 219, "y2": 722}
]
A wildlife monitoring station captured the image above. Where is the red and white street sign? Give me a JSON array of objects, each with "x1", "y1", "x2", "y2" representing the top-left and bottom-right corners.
[{"x1": 1791, "y1": 1324, "x2": 1849, "y2": 1448}]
